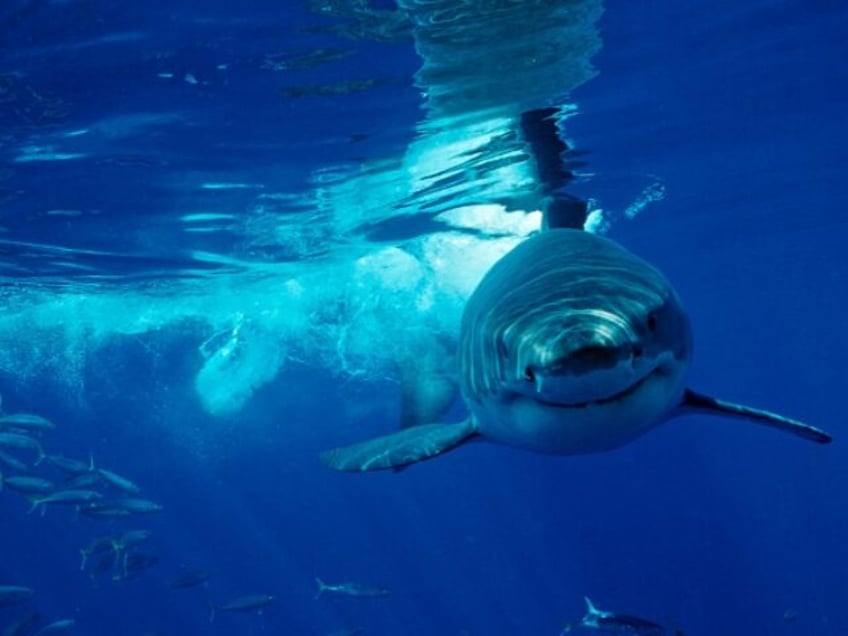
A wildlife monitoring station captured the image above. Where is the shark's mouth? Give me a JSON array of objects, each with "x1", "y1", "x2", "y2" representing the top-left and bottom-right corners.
[{"x1": 531, "y1": 367, "x2": 660, "y2": 409}]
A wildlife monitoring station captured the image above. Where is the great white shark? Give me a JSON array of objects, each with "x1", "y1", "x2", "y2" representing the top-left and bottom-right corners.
[
  {"x1": 320, "y1": 3, "x2": 830, "y2": 471},
  {"x1": 322, "y1": 223, "x2": 831, "y2": 472}
]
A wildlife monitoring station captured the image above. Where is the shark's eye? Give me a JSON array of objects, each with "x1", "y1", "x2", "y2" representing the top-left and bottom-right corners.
[
  {"x1": 647, "y1": 312, "x2": 658, "y2": 332},
  {"x1": 524, "y1": 367, "x2": 535, "y2": 382}
]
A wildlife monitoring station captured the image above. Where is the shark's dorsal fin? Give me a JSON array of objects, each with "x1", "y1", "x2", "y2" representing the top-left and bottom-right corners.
[
  {"x1": 679, "y1": 389, "x2": 832, "y2": 444},
  {"x1": 543, "y1": 195, "x2": 589, "y2": 230},
  {"x1": 519, "y1": 107, "x2": 588, "y2": 230}
]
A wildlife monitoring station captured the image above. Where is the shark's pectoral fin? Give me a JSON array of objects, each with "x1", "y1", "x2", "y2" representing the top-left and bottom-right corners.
[
  {"x1": 321, "y1": 420, "x2": 479, "y2": 472},
  {"x1": 679, "y1": 388, "x2": 832, "y2": 444}
]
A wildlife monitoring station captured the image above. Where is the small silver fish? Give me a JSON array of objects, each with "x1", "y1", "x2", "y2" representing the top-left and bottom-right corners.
[
  {"x1": 112, "y1": 529, "x2": 153, "y2": 553},
  {"x1": 77, "y1": 505, "x2": 132, "y2": 518},
  {"x1": 0, "y1": 586, "x2": 34, "y2": 607},
  {"x1": 33, "y1": 619, "x2": 75, "y2": 635},
  {"x1": 29, "y1": 490, "x2": 102, "y2": 513},
  {"x1": 0, "y1": 473, "x2": 54, "y2": 495},
  {"x1": 106, "y1": 498, "x2": 163, "y2": 514},
  {"x1": 61, "y1": 471, "x2": 102, "y2": 490},
  {"x1": 0, "y1": 434, "x2": 44, "y2": 463},
  {"x1": 315, "y1": 578, "x2": 391, "y2": 599},
  {"x1": 0, "y1": 449, "x2": 28, "y2": 472},
  {"x1": 45, "y1": 455, "x2": 93, "y2": 474},
  {"x1": 113, "y1": 551, "x2": 159, "y2": 582},
  {"x1": 168, "y1": 568, "x2": 212, "y2": 590},
  {"x1": 210, "y1": 594, "x2": 274, "y2": 622},
  {"x1": 0, "y1": 413, "x2": 55, "y2": 433},
  {"x1": 80, "y1": 536, "x2": 116, "y2": 571},
  {"x1": 97, "y1": 468, "x2": 140, "y2": 494},
  {"x1": 562, "y1": 598, "x2": 669, "y2": 635}
]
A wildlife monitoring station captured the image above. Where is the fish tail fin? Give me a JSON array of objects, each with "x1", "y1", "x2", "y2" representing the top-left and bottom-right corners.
[
  {"x1": 584, "y1": 596, "x2": 600, "y2": 617},
  {"x1": 120, "y1": 551, "x2": 130, "y2": 579},
  {"x1": 315, "y1": 577, "x2": 327, "y2": 599},
  {"x1": 34, "y1": 446, "x2": 45, "y2": 466},
  {"x1": 79, "y1": 549, "x2": 88, "y2": 571},
  {"x1": 27, "y1": 497, "x2": 42, "y2": 515},
  {"x1": 208, "y1": 602, "x2": 217, "y2": 623},
  {"x1": 88, "y1": 452, "x2": 96, "y2": 472}
]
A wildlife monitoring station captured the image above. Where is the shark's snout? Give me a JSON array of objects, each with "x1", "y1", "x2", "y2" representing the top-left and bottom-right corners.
[
  {"x1": 515, "y1": 311, "x2": 655, "y2": 406},
  {"x1": 540, "y1": 310, "x2": 639, "y2": 369}
]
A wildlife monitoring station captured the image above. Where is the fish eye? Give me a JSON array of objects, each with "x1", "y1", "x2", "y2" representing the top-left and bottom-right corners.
[{"x1": 524, "y1": 367, "x2": 535, "y2": 382}]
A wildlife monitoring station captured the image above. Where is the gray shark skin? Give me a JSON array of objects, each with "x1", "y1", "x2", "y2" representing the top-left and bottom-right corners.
[{"x1": 322, "y1": 229, "x2": 831, "y2": 471}]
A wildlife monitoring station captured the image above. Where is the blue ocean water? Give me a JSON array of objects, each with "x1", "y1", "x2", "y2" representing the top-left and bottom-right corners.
[{"x1": 0, "y1": 1, "x2": 846, "y2": 635}]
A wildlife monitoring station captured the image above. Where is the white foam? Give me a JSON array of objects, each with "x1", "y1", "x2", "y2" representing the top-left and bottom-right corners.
[
  {"x1": 624, "y1": 182, "x2": 666, "y2": 220},
  {"x1": 2, "y1": 107, "x2": 633, "y2": 426}
]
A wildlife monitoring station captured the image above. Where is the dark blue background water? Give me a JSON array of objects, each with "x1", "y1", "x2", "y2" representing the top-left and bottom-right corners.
[{"x1": 1, "y1": 1, "x2": 847, "y2": 635}]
